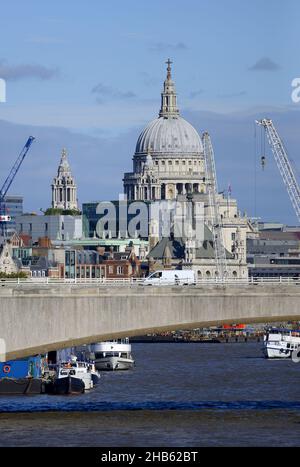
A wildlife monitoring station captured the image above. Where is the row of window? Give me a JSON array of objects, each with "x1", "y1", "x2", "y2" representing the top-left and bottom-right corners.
[
  {"x1": 108, "y1": 265, "x2": 124, "y2": 275},
  {"x1": 31, "y1": 270, "x2": 46, "y2": 277},
  {"x1": 75, "y1": 265, "x2": 125, "y2": 278},
  {"x1": 154, "y1": 159, "x2": 202, "y2": 166},
  {"x1": 76, "y1": 266, "x2": 105, "y2": 279},
  {"x1": 197, "y1": 270, "x2": 238, "y2": 278},
  {"x1": 54, "y1": 178, "x2": 74, "y2": 185},
  {"x1": 135, "y1": 159, "x2": 203, "y2": 172},
  {"x1": 18, "y1": 222, "x2": 65, "y2": 232}
]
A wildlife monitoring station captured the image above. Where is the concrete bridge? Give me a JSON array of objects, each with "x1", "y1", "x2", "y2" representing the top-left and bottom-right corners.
[{"x1": 1, "y1": 282, "x2": 300, "y2": 360}]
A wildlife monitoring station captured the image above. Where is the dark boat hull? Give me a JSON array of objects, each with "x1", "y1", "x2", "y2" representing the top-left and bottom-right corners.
[
  {"x1": 91, "y1": 373, "x2": 100, "y2": 385},
  {"x1": 0, "y1": 378, "x2": 44, "y2": 395},
  {"x1": 50, "y1": 376, "x2": 85, "y2": 395}
]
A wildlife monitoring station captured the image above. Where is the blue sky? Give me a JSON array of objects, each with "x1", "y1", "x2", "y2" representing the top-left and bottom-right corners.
[{"x1": 0, "y1": 0, "x2": 300, "y2": 224}]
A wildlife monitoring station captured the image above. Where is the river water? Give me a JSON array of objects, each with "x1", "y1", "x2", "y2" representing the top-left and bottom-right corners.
[{"x1": 0, "y1": 343, "x2": 299, "y2": 447}]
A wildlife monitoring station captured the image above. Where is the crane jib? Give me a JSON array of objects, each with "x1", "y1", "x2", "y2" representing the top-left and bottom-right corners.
[
  {"x1": 0, "y1": 136, "x2": 35, "y2": 221},
  {"x1": 256, "y1": 119, "x2": 300, "y2": 224},
  {"x1": 25, "y1": 136, "x2": 35, "y2": 148}
]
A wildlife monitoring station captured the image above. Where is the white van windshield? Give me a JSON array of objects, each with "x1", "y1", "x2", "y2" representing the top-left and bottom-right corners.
[{"x1": 148, "y1": 272, "x2": 162, "y2": 279}]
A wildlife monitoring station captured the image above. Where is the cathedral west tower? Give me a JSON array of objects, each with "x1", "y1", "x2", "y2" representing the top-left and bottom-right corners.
[{"x1": 52, "y1": 148, "x2": 78, "y2": 211}]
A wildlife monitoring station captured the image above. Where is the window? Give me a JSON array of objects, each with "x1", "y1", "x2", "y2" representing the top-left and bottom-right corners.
[
  {"x1": 117, "y1": 266, "x2": 124, "y2": 275},
  {"x1": 45, "y1": 223, "x2": 48, "y2": 232},
  {"x1": 109, "y1": 266, "x2": 114, "y2": 274},
  {"x1": 231, "y1": 233, "x2": 236, "y2": 241},
  {"x1": 152, "y1": 272, "x2": 162, "y2": 279}
]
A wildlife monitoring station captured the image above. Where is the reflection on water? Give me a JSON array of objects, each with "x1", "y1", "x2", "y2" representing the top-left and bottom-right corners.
[{"x1": 0, "y1": 343, "x2": 299, "y2": 446}]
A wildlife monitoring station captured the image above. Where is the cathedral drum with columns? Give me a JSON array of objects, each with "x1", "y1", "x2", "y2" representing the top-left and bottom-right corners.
[{"x1": 123, "y1": 60, "x2": 250, "y2": 280}]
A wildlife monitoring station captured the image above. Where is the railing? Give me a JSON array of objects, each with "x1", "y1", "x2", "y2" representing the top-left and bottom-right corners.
[{"x1": 0, "y1": 276, "x2": 300, "y2": 287}]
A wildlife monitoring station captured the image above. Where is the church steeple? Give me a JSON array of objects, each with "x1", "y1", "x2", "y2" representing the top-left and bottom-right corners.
[
  {"x1": 51, "y1": 148, "x2": 78, "y2": 211},
  {"x1": 159, "y1": 59, "x2": 179, "y2": 118}
]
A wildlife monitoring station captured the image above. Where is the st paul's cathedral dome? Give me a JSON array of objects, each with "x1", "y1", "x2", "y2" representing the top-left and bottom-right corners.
[{"x1": 123, "y1": 59, "x2": 205, "y2": 201}]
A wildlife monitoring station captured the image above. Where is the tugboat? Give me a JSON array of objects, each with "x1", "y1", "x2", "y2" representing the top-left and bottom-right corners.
[
  {"x1": 50, "y1": 373, "x2": 85, "y2": 395},
  {"x1": 91, "y1": 338, "x2": 135, "y2": 371},
  {"x1": 47, "y1": 356, "x2": 93, "y2": 395},
  {"x1": 0, "y1": 356, "x2": 47, "y2": 395}
]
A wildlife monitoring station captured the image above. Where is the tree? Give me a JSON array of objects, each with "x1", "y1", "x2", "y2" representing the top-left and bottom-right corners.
[{"x1": 44, "y1": 208, "x2": 81, "y2": 216}]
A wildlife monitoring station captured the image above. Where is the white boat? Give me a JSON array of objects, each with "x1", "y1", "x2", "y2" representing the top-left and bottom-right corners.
[
  {"x1": 91, "y1": 339, "x2": 135, "y2": 371},
  {"x1": 57, "y1": 357, "x2": 94, "y2": 390},
  {"x1": 57, "y1": 347, "x2": 101, "y2": 386},
  {"x1": 263, "y1": 328, "x2": 300, "y2": 359}
]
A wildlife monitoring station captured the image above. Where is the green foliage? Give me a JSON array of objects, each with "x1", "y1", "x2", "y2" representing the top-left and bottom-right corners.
[
  {"x1": 0, "y1": 271, "x2": 28, "y2": 279},
  {"x1": 44, "y1": 208, "x2": 81, "y2": 216},
  {"x1": 44, "y1": 208, "x2": 63, "y2": 215},
  {"x1": 63, "y1": 209, "x2": 81, "y2": 216}
]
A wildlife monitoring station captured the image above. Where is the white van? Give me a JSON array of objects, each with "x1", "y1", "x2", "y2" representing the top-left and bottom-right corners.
[{"x1": 144, "y1": 270, "x2": 196, "y2": 286}]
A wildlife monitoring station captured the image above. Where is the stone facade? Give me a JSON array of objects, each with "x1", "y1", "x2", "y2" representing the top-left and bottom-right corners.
[
  {"x1": 148, "y1": 194, "x2": 249, "y2": 279},
  {"x1": 0, "y1": 242, "x2": 19, "y2": 275},
  {"x1": 123, "y1": 60, "x2": 251, "y2": 278}
]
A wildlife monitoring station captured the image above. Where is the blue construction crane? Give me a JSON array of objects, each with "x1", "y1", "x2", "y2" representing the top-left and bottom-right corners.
[{"x1": 0, "y1": 136, "x2": 35, "y2": 230}]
